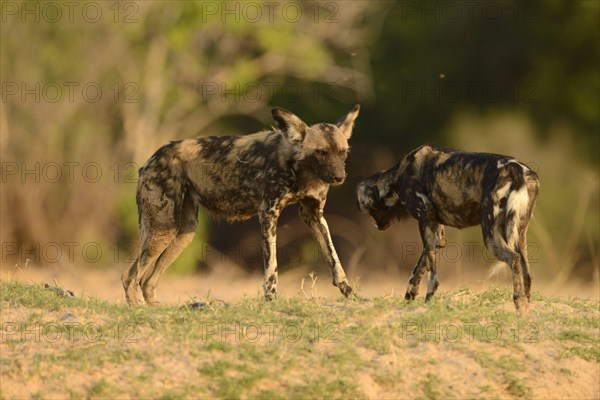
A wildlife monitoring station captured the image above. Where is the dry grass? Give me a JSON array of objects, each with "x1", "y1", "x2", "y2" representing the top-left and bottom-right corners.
[{"x1": 1, "y1": 274, "x2": 598, "y2": 399}]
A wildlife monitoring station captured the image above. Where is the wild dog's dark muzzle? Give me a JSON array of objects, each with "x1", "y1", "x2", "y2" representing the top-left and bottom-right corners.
[{"x1": 330, "y1": 174, "x2": 346, "y2": 185}]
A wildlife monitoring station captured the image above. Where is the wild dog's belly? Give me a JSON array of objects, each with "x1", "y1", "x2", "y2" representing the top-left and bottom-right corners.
[
  {"x1": 181, "y1": 135, "x2": 274, "y2": 221},
  {"x1": 191, "y1": 171, "x2": 264, "y2": 221},
  {"x1": 428, "y1": 180, "x2": 482, "y2": 229},
  {"x1": 433, "y1": 199, "x2": 481, "y2": 228},
  {"x1": 195, "y1": 189, "x2": 261, "y2": 221}
]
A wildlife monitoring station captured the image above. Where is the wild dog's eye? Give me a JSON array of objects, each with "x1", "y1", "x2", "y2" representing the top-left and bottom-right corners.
[{"x1": 316, "y1": 149, "x2": 328, "y2": 157}]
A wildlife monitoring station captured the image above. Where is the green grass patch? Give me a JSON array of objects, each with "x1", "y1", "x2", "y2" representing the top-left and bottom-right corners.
[{"x1": 1, "y1": 280, "x2": 598, "y2": 398}]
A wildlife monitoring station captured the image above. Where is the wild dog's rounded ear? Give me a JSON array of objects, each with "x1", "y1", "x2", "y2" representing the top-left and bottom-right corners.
[
  {"x1": 336, "y1": 104, "x2": 360, "y2": 139},
  {"x1": 375, "y1": 178, "x2": 399, "y2": 207},
  {"x1": 272, "y1": 107, "x2": 308, "y2": 143},
  {"x1": 376, "y1": 178, "x2": 388, "y2": 200},
  {"x1": 356, "y1": 181, "x2": 372, "y2": 212}
]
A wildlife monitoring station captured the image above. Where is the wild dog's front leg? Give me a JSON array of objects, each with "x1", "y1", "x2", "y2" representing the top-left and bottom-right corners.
[
  {"x1": 425, "y1": 224, "x2": 446, "y2": 302},
  {"x1": 406, "y1": 220, "x2": 444, "y2": 301},
  {"x1": 299, "y1": 199, "x2": 353, "y2": 297},
  {"x1": 259, "y1": 207, "x2": 280, "y2": 300},
  {"x1": 404, "y1": 192, "x2": 444, "y2": 301},
  {"x1": 405, "y1": 252, "x2": 428, "y2": 300}
]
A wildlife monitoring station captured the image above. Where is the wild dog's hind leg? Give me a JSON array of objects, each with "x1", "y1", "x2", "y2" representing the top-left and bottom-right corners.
[
  {"x1": 482, "y1": 193, "x2": 528, "y2": 312},
  {"x1": 299, "y1": 199, "x2": 353, "y2": 297},
  {"x1": 140, "y1": 192, "x2": 199, "y2": 305},
  {"x1": 122, "y1": 179, "x2": 178, "y2": 305},
  {"x1": 519, "y1": 176, "x2": 539, "y2": 301},
  {"x1": 122, "y1": 227, "x2": 176, "y2": 305},
  {"x1": 518, "y1": 232, "x2": 532, "y2": 302},
  {"x1": 489, "y1": 237, "x2": 526, "y2": 312},
  {"x1": 123, "y1": 258, "x2": 141, "y2": 304},
  {"x1": 516, "y1": 197, "x2": 537, "y2": 301}
]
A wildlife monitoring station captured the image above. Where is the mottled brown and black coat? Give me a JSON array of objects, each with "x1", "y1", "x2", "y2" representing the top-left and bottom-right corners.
[
  {"x1": 357, "y1": 145, "x2": 539, "y2": 311},
  {"x1": 123, "y1": 106, "x2": 360, "y2": 305}
]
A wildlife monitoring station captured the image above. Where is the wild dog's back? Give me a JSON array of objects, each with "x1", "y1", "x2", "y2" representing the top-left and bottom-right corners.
[
  {"x1": 184, "y1": 132, "x2": 295, "y2": 221},
  {"x1": 417, "y1": 147, "x2": 514, "y2": 228},
  {"x1": 138, "y1": 131, "x2": 296, "y2": 222}
]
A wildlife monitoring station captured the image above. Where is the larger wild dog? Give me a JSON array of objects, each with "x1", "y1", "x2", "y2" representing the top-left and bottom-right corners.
[
  {"x1": 357, "y1": 145, "x2": 539, "y2": 311},
  {"x1": 123, "y1": 106, "x2": 360, "y2": 305}
]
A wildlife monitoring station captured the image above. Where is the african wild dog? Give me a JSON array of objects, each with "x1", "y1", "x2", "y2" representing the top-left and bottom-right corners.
[
  {"x1": 357, "y1": 145, "x2": 539, "y2": 311},
  {"x1": 122, "y1": 105, "x2": 360, "y2": 305}
]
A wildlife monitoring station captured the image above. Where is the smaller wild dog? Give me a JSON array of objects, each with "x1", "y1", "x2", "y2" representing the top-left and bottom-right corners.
[
  {"x1": 123, "y1": 106, "x2": 360, "y2": 305},
  {"x1": 357, "y1": 145, "x2": 539, "y2": 311}
]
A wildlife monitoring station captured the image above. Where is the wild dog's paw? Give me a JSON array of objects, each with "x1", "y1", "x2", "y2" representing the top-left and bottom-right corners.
[
  {"x1": 264, "y1": 292, "x2": 277, "y2": 301},
  {"x1": 513, "y1": 295, "x2": 530, "y2": 315},
  {"x1": 404, "y1": 291, "x2": 416, "y2": 301},
  {"x1": 124, "y1": 288, "x2": 141, "y2": 306},
  {"x1": 264, "y1": 285, "x2": 278, "y2": 301},
  {"x1": 337, "y1": 281, "x2": 353, "y2": 297}
]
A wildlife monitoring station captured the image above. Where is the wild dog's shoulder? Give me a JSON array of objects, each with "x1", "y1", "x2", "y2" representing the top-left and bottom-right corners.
[
  {"x1": 144, "y1": 138, "x2": 205, "y2": 166},
  {"x1": 399, "y1": 145, "x2": 454, "y2": 178},
  {"x1": 184, "y1": 131, "x2": 284, "y2": 162}
]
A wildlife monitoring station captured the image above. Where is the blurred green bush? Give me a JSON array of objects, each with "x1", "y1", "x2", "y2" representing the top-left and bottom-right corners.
[{"x1": 1, "y1": 1, "x2": 597, "y2": 285}]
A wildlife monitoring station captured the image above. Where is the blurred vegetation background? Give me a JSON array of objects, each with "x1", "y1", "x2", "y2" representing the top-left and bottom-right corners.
[{"x1": 1, "y1": 1, "x2": 598, "y2": 290}]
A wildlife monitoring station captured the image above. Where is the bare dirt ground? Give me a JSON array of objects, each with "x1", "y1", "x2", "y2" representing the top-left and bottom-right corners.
[{"x1": 1, "y1": 262, "x2": 598, "y2": 305}]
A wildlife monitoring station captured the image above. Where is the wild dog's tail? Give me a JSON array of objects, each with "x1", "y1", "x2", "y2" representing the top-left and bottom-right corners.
[{"x1": 504, "y1": 161, "x2": 539, "y2": 249}]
